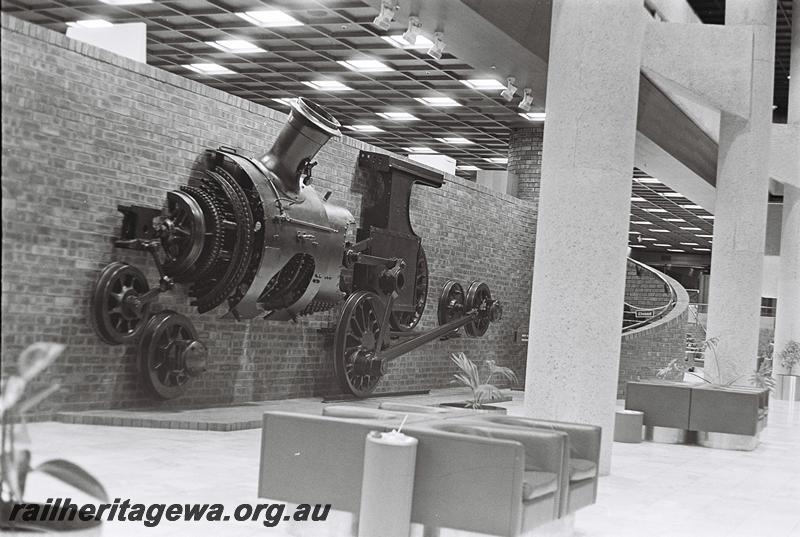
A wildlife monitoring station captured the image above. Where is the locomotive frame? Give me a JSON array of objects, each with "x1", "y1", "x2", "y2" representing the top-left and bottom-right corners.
[{"x1": 89, "y1": 98, "x2": 502, "y2": 400}]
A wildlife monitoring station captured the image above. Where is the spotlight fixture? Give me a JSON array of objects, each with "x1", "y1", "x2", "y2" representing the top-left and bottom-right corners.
[
  {"x1": 236, "y1": 10, "x2": 303, "y2": 28},
  {"x1": 66, "y1": 19, "x2": 113, "y2": 28},
  {"x1": 207, "y1": 40, "x2": 266, "y2": 54},
  {"x1": 372, "y1": 0, "x2": 397, "y2": 30},
  {"x1": 500, "y1": 77, "x2": 518, "y2": 102},
  {"x1": 403, "y1": 16, "x2": 422, "y2": 45},
  {"x1": 427, "y1": 32, "x2": 446, "y2": 60},
  {"x1": 185, "y1": 63, "x2": 235, "y2": 75},
  {"x1": 347, "y1": 125, "x2": 385, "y2": 133},
  {"x1": 518, "y1": 88, "x2": 534, "y2": 111},
  {"x1": 414, "y1": 96, "x2": 461, "y2": 107}
]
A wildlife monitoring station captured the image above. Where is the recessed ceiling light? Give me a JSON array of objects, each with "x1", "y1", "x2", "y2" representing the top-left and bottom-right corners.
[
  {"x1": 236, "y1": 10, "x2": 303, "y2": 27},
  {"x1": 302, "y1": 80, "x2": 352, "y2": 91},
  {"x1": 631, "y1": 197, "x2": 646, "y2": 202},
  {"x1": 697, "y1": 234, "x2": 713, "y2": 238},
  {"x1": 649, "y1": 229, "x2": 670, "y2": 233},
  {"x1": 654, "y1": 243, "x2": 671, "y2": 247},
  {"x1": 640, "y1": 237, "x2": 657, "y2": 241},
  {"x1": 680, "y1": 242, "x2": 699, "y2": 246},
  {"x1": 185, "y1": 63, "x2": 235, "y2": 75},
  {"x1": 519, "y1": 112, "x2": 546, "y2": 121},
  {"x1": 376, "y1": 112, "x2": 418, "y2": 121},
  {"x1": 207, "y1": 40, "x2": 266, "y2": 54},
  {"x1": 667, "y1": 249, "x2": 685, "y2": 252},
  {"x1": 272, "y1": 97, "x2": 295, "y2": 107},
  {"x1": 631, "y1": 220, "x2": 652, "y2": 225},
  {"x1": 629, "y1": 244, "x2": 646, "y2": 249},
  {"x1": 415, "y1": 97, "x2": 461, "y2": 107},
  {"x1": 699, "y1": 215, "x2": 715, "y2": 220},
  {"x1": 681, "y1": 227, "x2": 702, "y2": 231},
  {"x1": 67, "y1": 19, "x2": 113, "y2": 28},
  {"x1": 635, "y1": 177, "x2": 661, "y2": 184},
  {"x1": 644, "y1": 208, "x2": 668, "y2": 213},
  {"x1": 381, "y1": 34, "x2": 434, "y2": 49},
  {"x1": 338, "y1": 59, "x2": 393, "y2": 72},
  {"x1": 460, "y1": 78, "x2": 506, "y2": 90},
  {"x1": 436, "y1": 137, "x2": 473, "y2": 145},
  {"x1": 661, "y1": 192, "x2": 684, "y2": 198},
  {"x1": 693, "y1": 248, "x2": 711, "y2": 252},
  {"x1": 457, "y1": 165, "x2": 481, "y2": 171},
  {"x1": 681, "y1": 204, "x2": 703, "y2": 209},
  {"x1": 98, "y1": 0, "x2": 151, "y2": 4},
  {"x1": 663, "y1": 218, "x2": 686, "y2": 222},
  {"x1": 404, "y1": 146, "x2": 437, "y2": 153},
  {"x1": 484, "y1": 157, "x2": 508, "y2": 164},
  {"x1": 347, "y1": 124, "x2": 384, "y2": 133}
]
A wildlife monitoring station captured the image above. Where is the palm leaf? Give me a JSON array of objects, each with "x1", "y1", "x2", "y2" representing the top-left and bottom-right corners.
[{"x1": 34, "y1": 459, "x2": 108, "y2": 501}]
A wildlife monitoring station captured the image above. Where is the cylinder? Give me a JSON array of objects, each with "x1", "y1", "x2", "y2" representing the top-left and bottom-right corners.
[{"x1": 358, "y1": 430, "x2": 418, "y2": 537}]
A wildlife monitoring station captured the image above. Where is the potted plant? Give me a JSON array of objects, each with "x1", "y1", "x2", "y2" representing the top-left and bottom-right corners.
[
  {"x1": 1, "y1": 342, "x2": 108, "y2": 531},
  {"x1": 442, "y1": 352, "x2": 517, "y2": 412},
  {"x1": 775, "y1": 340, "x2": 800, "y2": 401}
]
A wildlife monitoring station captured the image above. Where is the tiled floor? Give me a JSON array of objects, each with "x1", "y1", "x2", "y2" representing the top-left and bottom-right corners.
[{"x1": 8, "y1": 390, "x2": 800, "y2": 537}]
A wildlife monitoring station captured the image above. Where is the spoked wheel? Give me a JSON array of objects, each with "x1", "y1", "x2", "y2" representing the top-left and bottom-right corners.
[
  {"x1": 138, "y1": 310, "x2": 207, "y2": 399},
  {"x1": 160, "y1": 190, "x2": 205, "y2": 280},
  {"x1": 91, "y1": 262, "x2": 151, "y2": 345},
  {"x1": 390, "y1": 246, "x2": 429, "y2": 332},
  {"x1": 465, "y1": 281, "x2": 493, "y2": 337},
  {"x1": 333, "y1": 291, "x2": 387, "y2": 397},
  {"x1": 437, "y1": 280, "x2": 465, "y2": 336}
]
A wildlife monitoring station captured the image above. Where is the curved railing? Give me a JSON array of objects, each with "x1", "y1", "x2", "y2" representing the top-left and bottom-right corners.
[{"x1": 622, "y1": 258, "x2": 679, "y2": 333}]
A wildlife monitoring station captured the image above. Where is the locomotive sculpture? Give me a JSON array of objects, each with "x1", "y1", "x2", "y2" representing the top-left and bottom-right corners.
[{"x1": 91, "y1": 98, "x2": 501, "y2": 399}]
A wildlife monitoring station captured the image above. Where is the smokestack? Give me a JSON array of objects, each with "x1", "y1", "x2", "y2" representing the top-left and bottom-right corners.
[{"x1": 260, "y1": 98, "x2": 341, "y2": 193}]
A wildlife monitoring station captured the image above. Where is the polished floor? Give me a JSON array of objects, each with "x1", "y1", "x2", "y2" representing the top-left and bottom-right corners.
[{"x1": 10, "y1": 391, "x2": 800, "y2": 537}]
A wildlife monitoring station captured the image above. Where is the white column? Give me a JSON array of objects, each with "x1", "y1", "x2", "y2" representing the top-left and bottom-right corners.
[
  {"x1": 523, "y1": 0, "x2": 645, "y2": 474},
  {"x1": 704, "y1": 0, "x2": 776, "y2": 384},
  {"x1": 773, "y1": 0, "x2": 800, "y2": 385}
]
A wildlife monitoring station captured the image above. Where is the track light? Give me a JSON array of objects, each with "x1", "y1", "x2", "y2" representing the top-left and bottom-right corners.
[
  {"x1": 403, "y1": 16, "x2": 422, "y2": 45},
  {"x1": 500, "y1": 77, "x2": 517, "y2": 102},
  {"x1": 518, "y1": 88, "x2": 533, "y2": 111},
  {"x1": 372, "y1": 0, "x2": 397, "y2": 30},
  {"x1": 427, "y1": 32, "x2": 446, "y2": 60}
]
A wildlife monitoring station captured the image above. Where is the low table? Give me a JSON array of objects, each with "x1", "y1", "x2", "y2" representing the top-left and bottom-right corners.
[{"x1": 614, "y1": 410, "x2": 643, "y2": 443}]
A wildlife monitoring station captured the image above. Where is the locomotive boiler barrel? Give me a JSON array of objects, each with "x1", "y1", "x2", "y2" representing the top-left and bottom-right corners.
[{"x1": 260, "y1": 98, "x2": 341, "y2": 194}]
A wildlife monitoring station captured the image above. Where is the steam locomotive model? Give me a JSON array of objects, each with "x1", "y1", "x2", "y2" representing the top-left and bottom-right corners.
[{"x1": 90, "y1": 98, "x2": 501, "y2": 399}]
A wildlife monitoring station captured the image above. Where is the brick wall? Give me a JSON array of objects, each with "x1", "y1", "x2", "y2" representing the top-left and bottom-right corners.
[
  {"x1": 625, "y1": 261, "x2": 673, "y2": 309},
  {"x1": 508, "y1": 126, "x2": 544, "y2": 204},
  {"x1": 617, "y1": 270, "x2": 690, "y2": 397},
  {"x1": 1, "y1": 15, "x2": 535, "y2": 415}
]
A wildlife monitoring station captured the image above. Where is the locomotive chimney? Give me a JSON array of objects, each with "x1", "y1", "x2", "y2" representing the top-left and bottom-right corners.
[{"x1": 260, "y1": 98, "x2": 341, "y2": 193}]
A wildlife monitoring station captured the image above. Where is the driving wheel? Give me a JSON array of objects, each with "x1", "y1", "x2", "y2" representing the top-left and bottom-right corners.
[
  {"x1": 464, "y1": 281, "x2": 493, "y2": 337},
  {"x1": 91, "y1": 262, "x2": 151, "y2": 345},
  {"x1": 333, "y1": 291, "x2": 387, "y2": 397},
  {"x1": 138, "y1": 310, "x2": 207, "y2": 399},
  {"x1": 437, "y1": 280, "x2": 465, "y2": 336},
  {"x1": 390, "y1": 246, "x2": 428, "y2": 332}
]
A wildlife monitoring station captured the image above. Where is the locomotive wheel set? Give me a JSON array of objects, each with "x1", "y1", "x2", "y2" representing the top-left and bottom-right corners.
[{"x1": 90, "y1": 98, "x2": 502, "y2": 399}]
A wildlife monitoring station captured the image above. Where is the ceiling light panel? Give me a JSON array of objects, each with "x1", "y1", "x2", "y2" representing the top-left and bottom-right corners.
[
  {"x1": 67, "y1": 19, "x2": 112, "y2": 28},
  {"x1": 518, "y1": 112, "x2": 546, "y2": 121},
  {"x1": 98, "y1": 0, "x2": 151, "y2": 4},
  {"x1": 338, "y1": 59, "x2": 393, "y2": 73},
  {"x1": 185, "y1": 63, "x2": 235, "y2": 75},
  {"x1": 415, "y1": 97, "x2": 461, "y2": 107},
  {"x1": 236, "y1": 10, "x2": 303, "y2": 27},
  {"x1": 460, "y1": 79, "x2": 505, "y2": 90},
  {"x1": 457, "y1": 165, "x2": 481, "y2": 171},
  {"x1": 347, "y1": 125, "x2": 384, "y2": 133},
  {"x1": 381, "y1": 34, "x2": 434, "y2": 50},
  {"x1": 484, "y1": 157, "x2": 508, "y2": 164},
  {"x1": 302, "y1": 80, "x2": 352, "y2": 91},
  {"x1": 376, "y1": 112, "x2": 418, "y2": 121},
  {"x1": 404, "y1": 146, "x2": 437, "y2": 153},
  {"x1": 436, "y1": 137, "x2": 473, "y2": 144},
  {"x1": 207, "y1": 40, "x2": 266, "y2": 54}
]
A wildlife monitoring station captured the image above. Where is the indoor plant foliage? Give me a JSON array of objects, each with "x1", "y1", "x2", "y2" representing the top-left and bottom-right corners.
[
  {"x1": 776, "y1": 340, "x2": 800, "y2": 375},
  {"x1": 450, "y1": 352, "x2": 517, "y2": 409},
  {"x1": 1, "y1": 342, "x2": 108, "y2": 531}
]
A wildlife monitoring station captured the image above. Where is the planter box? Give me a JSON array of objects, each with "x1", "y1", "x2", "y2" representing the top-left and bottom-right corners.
[
  {"x1": 625, "y1": 380, "x2": 695, "y2": 429},
  {"x1": 688, "y1": 385, "x2": 768, "y2": 436}
]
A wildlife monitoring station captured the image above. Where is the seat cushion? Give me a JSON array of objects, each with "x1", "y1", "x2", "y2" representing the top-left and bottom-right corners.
[
  {"x1": 569, "y1": 458, "x2": 596, "y2": 482},
  {"x1": 522, "y1": 470, "x2": 558, "y2": 500}
]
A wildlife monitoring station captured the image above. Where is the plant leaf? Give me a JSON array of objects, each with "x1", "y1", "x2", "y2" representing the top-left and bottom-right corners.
[
  {"x1": 17, "y1": 384, "x2": 61, "y2": 415},
  {"x1": 17, "y1": 343, "x2": 64, "y2": 382},
  {"x1": 1, "y1": 449, "x2": 31, "y2": 501},
  {"x1": 0, "y1": 376, "x2": 27, "y2": 418},
  {"x1": 34, "y1": 459, "x2": 108, "y2": 501}
]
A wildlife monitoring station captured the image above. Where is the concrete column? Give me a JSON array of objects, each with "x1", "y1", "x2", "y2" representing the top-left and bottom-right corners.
[
  {"x1": 773, "y1": 0, "x2": 800, "y2": 386},
  {"x1": 523, "y1": 0, "x2": 645, "y2": 474},
  {"x1": 508, "y1": 125, "x2": 544, "y2": 204},
  {"x1": 704, "y1": 0, "x2": 776, "y2": 384}
]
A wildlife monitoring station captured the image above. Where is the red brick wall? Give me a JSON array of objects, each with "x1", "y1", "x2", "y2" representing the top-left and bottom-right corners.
[
  {"x1": 625, "y1": 261, "x2": 674, "y2": 309},
  {"x1": 508, "y1": 126, "x2": 544, "y2": 204},
  {"x1": 1, "y1": 15, "x2": 535, "y2": 415}
]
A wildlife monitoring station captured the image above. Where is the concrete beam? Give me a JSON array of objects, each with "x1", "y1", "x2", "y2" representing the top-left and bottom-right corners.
[{"x1": 642, "y1": 21, "x2": 754, "y2": 118}]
